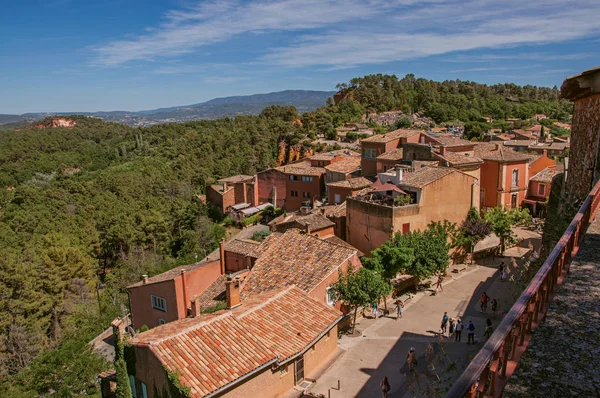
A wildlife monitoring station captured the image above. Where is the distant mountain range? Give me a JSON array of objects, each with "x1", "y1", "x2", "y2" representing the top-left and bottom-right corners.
[{"x1": 0, "y1": 90, "x2": 335, "y2": 127}]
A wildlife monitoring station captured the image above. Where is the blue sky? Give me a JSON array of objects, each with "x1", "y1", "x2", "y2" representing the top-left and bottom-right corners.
[{"x1": 1, "y1": 0, "x2": 600, "y2": 114}]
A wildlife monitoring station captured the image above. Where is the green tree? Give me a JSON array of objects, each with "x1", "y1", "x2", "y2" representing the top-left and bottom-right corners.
[
  {"x1": 329, "y1": 267, "x2": 391, "y2": 332},
  {"x1": 484, "y1": 207, "x2": 532, "y2": 254}
]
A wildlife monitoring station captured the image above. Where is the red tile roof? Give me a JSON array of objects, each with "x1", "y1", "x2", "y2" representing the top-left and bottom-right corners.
[
  {"x1": 398, "y1": 166, "x2": 455, "y2": 189},
  {"x1": 324, "y1": 156, "x2": 361, "y2": 173},
  {"x1": 241, "y1": 229, "x2": 356, "y2": 299},
  {"x1": 218, "y1": 175, "x2": 254, "y2": 184},
  {"x1": 474, "y1": 142, "x2": 534, "y2": 162},
  {"x1": 327, "y1": 177, "x2": 372, "y2": 190},
  {"x1": 424, "y1": 133, "x2": 474, "y2": 148},
  {"x1": 530, "y1": 167, "x2": 562, "y2": 183},
  {"x1": 279, "y1": 165, "x2": 326, "y2": 176},
  {"x1": 361, "y1": 128, "x2": 422, "y2": 143},
  {"x1": 130, "y1": 286, "x2": 341, "y2": 397},
  {"x1": 435, "y1": 152, "x2": 483, "y2": 166},
  {"x1": 224, "y1": 238, "x2": 261, "y2": 256},
  {"x1": 376, "y1": 148, "x2": 404, "y2": 161},
  {"x1": 268, "y1": 212, "x2": 335, "y2": 232}
]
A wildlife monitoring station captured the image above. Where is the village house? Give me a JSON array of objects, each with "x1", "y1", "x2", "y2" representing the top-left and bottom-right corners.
[
  {"x1": 206, "y1": 175, "x2": 259, "y2": 214},
  {"x1": 127, "y1": 257, "x2": 224, "y2": 330},
  {"x1": 126, "y1": 285, "x2": 343, "y2": 398},
  {"x1": 524, "y1": 166, "x2": 563, "y2": 217},
  {"x1": 360, "y1": 129, "x2": 422, "y2": 176},
  {"x1": 281, "y1": 164, "x2": 326, "y2": 210},
  {"x1": 346, "y1": 166, "x2": 479, "y2": 255},
  {"x1": 434, "y1": 151, "x2": 483, "y2": 180},
  {"x1": 474, "y1": 142, "x2": 533, "y2": 209},
  {"x1": 327, "y1": 176, "x2": 372, "y2": 204}
]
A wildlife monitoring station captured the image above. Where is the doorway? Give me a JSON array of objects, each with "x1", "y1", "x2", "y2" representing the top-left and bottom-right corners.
[{"x1": 294, "y1": 357, "x2": 304, "y2": 385}]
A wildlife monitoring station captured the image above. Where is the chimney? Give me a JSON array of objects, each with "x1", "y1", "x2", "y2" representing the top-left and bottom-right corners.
[
  {"x1": 219, "y1": 239, "x2": 225, "y2": 275},
  {"x1": 142, "y1": 275, "x2": 148, "y2": 285},
  {"x1": 190, "y1": 297, "x2": 201, "y2": 317},
  {"x1": 223, "y1": 181, "x2": 228, "y2": 191},
  {"x1": 495, "y1": 143, "x2": 499, "y2": 150},
  {"x1": 441, "y1": 146, "x2": 447, "y2": 156},
  {"x1": 181, "y1": 270, "x2": 188, "y2": 316},
  {"x1": 305, "y1": 222, "x2": 311, "y2": 234},
  {"x1": 543, "y1": 149, "x2": 548, "y2": 157},
  {"x1": 395, "y1": 168, "x2": 403, "y2": 184},
  {"x1": 225, "y1": 276, "x2": 241, "y2": 309}
]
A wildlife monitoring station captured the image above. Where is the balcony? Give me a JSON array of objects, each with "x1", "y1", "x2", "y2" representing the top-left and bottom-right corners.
[{"x1": 445, "y1": 179, "x2": 600, "y2": 397}]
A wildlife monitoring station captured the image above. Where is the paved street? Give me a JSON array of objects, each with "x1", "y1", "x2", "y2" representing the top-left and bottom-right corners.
[{"x1": 307, "y1": 251, "x2": 530, "y2": 398}]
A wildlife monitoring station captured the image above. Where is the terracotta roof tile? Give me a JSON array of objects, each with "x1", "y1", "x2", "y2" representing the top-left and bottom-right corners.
[
  {"x1": 327, "y1": 177, "x2": 372, "y2": 190},
  {"x1": 218, "y1": 175, "x2": 254, "y2": 184},
  {"x1": 318, "y1": 202, "x2": 346, "y2": 218},
  {"x1": 279, "y1": 165, "x2": 326, "y2": 176},
  {"x1": 474, "y1": 142, "x2": 534, "y2": 162},
  {"x1": 224, "y1": 239, "x2": 261, "y2": 256},
  {"x1": 241, "y1": 230, "x2": 356, "y2": 298},
  {"x1": 424, "y1": 134, "x2": 474, "y2": 148},
  {"x1": 269, "y1": 212, "x2": 335, "y2": 232},
  {"x1": 530, "y1": 167, "x2": 562, "y2": 183},
  {"x1": 324, "y1": 156, "x2": 361, "y2": 173},
  {"x1": 435, "y1": 152, "x2": 483, "y2": 166},
  {"x1": 360, "y1": 128, "x2": 422, "y2": 143},
  {"x1": 397, "y1": 166, "x2": 455, "y2": 189},
  {"x1": 376, "y1": 148, "x2": 404, "y2": 161}
]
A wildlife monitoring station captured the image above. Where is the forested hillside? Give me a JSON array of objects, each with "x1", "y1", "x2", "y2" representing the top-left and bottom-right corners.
[
  {"x1": 0, "y1": 114, "x2": 296, "y2": 396},
  {"x1": 335, "y1": 74, "x2": 572, "y2": 123},
  {"x1": 0, "y1": 74, "x2": 572, "y2": 396}
]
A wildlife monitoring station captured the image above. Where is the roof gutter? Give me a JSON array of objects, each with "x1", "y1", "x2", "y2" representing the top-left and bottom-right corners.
[
  {"x1": 203, "y1": 357, "x2": 279, "y2": 398},
  {"x1": 277, "y1": 314, "x2": 344, "y2": 367}
]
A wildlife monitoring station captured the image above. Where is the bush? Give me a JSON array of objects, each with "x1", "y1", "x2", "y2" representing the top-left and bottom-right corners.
[{"x1": 251, "y1": 230, "x2": 272, "y2": 242}]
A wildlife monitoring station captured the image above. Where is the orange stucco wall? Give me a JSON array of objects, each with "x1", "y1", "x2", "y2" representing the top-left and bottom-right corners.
[
  {"x1": 328, "y1": 185, "x2": 361, "y2": 204},
  {"x1": 257, "y1": 169, "x2": 287, "y2": 209},
  {"x1": 529, "y1": 154, "x2": 556, "y2": 177},
  {"x1": 129, "y1": 280, "x2": 179, "y2": 330},
  {"x1": 528, "y1": 180, "x2": 551, "y2": 199},
  {"x1": 361, "y1": 142, "x2": 387, "y2": 176},
  {"x1": 308, "y1": 255, "x2": 360, "y2": 312},
  {"x1": 502, "y1": 162, "x2": 528, "y2": 208},
  {"x1": 206, "y1": 185, "x2": 235, "y2": 213},
  {"x1": 224, "y1": 251, "x2": 251, "y2": 273},
  {"x1": 285, "y1": 176, "x2": 324, "y2": 211},
  {"x1": 480, "y1": 160, "x2": 501, "y2": 208}
]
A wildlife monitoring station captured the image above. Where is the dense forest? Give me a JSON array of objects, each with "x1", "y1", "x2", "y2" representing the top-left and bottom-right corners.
[
  {"x1": 334, "y1": 74, "x2": 572, "y2": 123},
  {"x1": 0, "y1": 74, "x2": 572, "y2": 396}
]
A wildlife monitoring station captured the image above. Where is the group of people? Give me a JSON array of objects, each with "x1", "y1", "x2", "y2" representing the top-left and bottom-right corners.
[
  {"x1": 440, "y1": 313, "x2": 477, "y2": 343},
  {"x1": 480, "y1": 291, "x2": 500, "y2": 318}
]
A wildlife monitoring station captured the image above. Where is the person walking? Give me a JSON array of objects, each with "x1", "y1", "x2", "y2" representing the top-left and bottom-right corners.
[
  {"x1": 455, "y1": 319, "x2": 463, "y2": 342},
  {"x1": 395, "y1": 300, "x2": 404, "y2": 320},
  {"x1": 441, "y1": 312, "x2": 449, "y2": 335},
  {"x1": 435, "y1": 273, "x2": 444, "y2": 291},
  {"x1": 406, "y1": 347, "x2": 417, "y2": 371},
  {"x1": 484, "y1": 318, "x2": 493, "y2": 339},
  {"x1": 467, "y1": 320, "x2": 476, "y2": 344},
  {"x1": 380, "y1": 376, "x2": 391, "y2": 398},
  {"x1": 372, "y1": 302, "x2": 378, "y2": 319},
  {"x1": 501, "y1": 265, "x2": 508, "y2": 282},
  {"x1": 449, "y1": 318, "x2": 456, "y2": 337},
  {"x1": 491, "y1": 298, "x2": 498, "y2": 319},
  {"x1": 480, "y1": 292, "x2": 490, "y2": 312}
]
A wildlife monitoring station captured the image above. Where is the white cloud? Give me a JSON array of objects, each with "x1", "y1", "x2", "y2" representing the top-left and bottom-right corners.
[{"x1": 92, "y1": 0, "x2": 600, "y2": 69}]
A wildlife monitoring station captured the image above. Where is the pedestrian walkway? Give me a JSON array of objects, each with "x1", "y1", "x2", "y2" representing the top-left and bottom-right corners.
[{"x1": 307, "y1": 257, "x2": 524, "y2": 398}]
